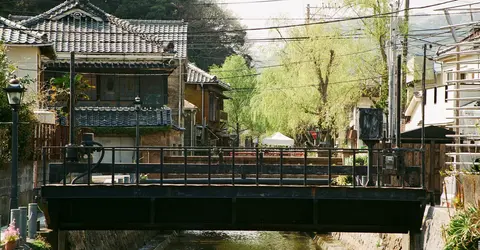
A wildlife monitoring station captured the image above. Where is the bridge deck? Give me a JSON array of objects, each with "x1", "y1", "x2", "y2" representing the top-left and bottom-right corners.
[{"x1": 39, "y1": 146, "x2": 429, "y2": 233}]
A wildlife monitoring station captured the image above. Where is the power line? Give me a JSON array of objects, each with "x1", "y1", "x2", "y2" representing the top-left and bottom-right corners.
[{"x1": 1, "y1": 0, "x2": 459, "y2": 35}]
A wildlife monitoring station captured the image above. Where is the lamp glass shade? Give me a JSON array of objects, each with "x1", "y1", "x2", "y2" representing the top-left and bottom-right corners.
[
  {"x1": 134, "y1": 96, "x2": 142, "y2": 110},
  {"x1": 3, "y1": 80, "x2": 26, "y2": 106},
  {"x1": 7, "y1": 91, "x2": 23, "y2": 105}
]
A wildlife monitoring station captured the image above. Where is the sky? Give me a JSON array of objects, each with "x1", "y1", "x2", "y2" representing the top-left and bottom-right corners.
[{"x1": 219, "y1": 0, "x2": 476, "y2": 65}]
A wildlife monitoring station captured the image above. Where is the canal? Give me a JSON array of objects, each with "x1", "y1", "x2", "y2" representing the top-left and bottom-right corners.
[{"x1": 143, "y1": 231, "x2": 347, "y2": 250}]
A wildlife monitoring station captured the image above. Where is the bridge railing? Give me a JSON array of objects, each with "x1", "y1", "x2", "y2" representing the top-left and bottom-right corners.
[{"x1": 40, "y1": 146, "x2": 424, "y2": 188}]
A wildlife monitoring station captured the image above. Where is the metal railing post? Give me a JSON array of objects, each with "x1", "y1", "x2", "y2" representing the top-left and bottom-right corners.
[
  {"x1": 184, "y1": 147, "x2": 188, "y2": 186},
  {"x1": 255, "y1": 148, "x2": 259, "y2": 186},
  {"x1": 42, "y1": 147, "x2": 47, "y2": 186},
  {"x1": 328, "y1": 149, "x2": 332, "y2": 187},
  {"x1": 280, "y1": 148, "x2": 283, "y2": 186},
  {"x1": 304, "y1": 148, "x2": 307, "y2": 186},
  {"x1": 421, "y1": 149, "x2": 426, "y2": 189},
  {"x1": 352, "y1": 149, "x2": 356, "y2": 188},
  {"x1": 160, "y1": 148, "x2": 164, "y2": 186},
  {"x1": 377, "y1": 148, "x2": 381, "y2": 188},
  {"x1": 136, "y1": 146, "x2": 140, "y2": 185},
  {"x1": 62, "y1": 147, "x2": 67, "y2": 186},
  {"x1": 87, "y1": 148, "x2": 91, "y2": 186},
  {"x1": 111, "y1": 148, "x2": 115, "y2": 186},
  {"x1": 232, "y1": 147, "x2": 235, "y2": 185},
  {"x1": 208, "y1": 148, "x2": 211, "y2": 186}
]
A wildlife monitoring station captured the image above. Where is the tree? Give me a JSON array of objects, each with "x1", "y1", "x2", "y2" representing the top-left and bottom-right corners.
[
  {"x1": 342, "y1": 0, "x2": 391, "y2": 109},
  {"x1": 250, "y1": 25, "x2": 363, "y2": 146},
  {"x1": 0, "y1": 44, "x2": 38, "y2": 163},
  {"x1": 209, "y1": 55, "x2": 259, "y2": 140}
]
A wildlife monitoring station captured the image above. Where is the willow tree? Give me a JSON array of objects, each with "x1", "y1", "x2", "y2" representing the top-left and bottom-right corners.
[
  {"x1": 210, "y1": 55, "x2": 259, "y2": 141},
  {"x1": 342, "y1": 0, "x2": 391, "y2": 109},
  {"x1": 250, "y1": 24, "x2": 363, "y2": 146}
]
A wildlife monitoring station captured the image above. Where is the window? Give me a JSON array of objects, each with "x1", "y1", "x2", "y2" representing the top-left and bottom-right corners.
[
  {"x1": 433, "y1": 87, "x2": 437, "y2": 104},
  {"x1": 97, "y1": 75, "x2": 167, "y2": 107},
  {"x1": 445, "y1": 85, "x2": 448, "y2": 102},
  {"x1": 208, "y1": 93, "x2": 217, "y2": 122}
]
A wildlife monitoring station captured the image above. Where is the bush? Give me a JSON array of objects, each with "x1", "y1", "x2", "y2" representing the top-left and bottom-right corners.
[
  {"x1": 27, "y1": 235, "x2": 52, "y2": 250},
  {"x1": 443, "y1": 206, "x2": 480, "y2": 250},
  {"x1": 332, "y1": 175, "x2": 353, "y2": 186}
]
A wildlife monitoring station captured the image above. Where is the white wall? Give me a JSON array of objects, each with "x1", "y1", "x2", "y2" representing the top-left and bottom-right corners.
[
  {"x1": 5, "y1": 46, "x2": 40, "y2": 97},
  {"x1": 92, "y1": 136, "x2": 135, "y2": 164},
  {"x1": 347, "y1": 97, "x2": 375, "y2": 148},
  {"x1": 405, "y1": 86, "x2": 454, "y2": 131}
]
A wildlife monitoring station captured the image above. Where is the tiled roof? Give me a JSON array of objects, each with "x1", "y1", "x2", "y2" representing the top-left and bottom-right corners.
[
  {"x1": 18, "y1": 0, "x2": 187, "y2": 57},
  {"x1": 0, "y1": 16, "x2": 49, "y2": 44},
  {"x1": 75, "y1": 106, "x2": 172, "y2": 127},
  {"x1": 44, "y1": 60, "x2": 172, "y2": 69},
  {"x1": 187, "y1": 63, "x2": 231, "y2": 90}
]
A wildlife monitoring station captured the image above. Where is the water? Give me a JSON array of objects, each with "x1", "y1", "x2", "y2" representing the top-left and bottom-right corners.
[{"x1": 163, "y1": 231, "x2": 324, "y2": 250}]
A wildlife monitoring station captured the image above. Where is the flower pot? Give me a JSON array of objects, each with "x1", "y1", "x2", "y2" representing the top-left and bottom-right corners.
[{"x1": 4, "y1": 240, "x2": 17, "y2": 250}]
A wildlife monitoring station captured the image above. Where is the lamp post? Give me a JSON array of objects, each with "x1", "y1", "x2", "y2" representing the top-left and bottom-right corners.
[
  {"x1": 134, "y1": 96, "x2": 142, "y2": 184},
  {"x1": 3, "y1": 78, "x2": 26, "y2": 211}
]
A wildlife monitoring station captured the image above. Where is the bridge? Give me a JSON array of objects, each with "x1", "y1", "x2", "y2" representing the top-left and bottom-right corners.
[{"x1": 38, "y1": 146, "x2": 431, "y2": 234}]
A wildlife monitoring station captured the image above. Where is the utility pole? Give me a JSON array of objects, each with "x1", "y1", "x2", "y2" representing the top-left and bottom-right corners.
[{"x1": 388, "y1": 0, "x2": 399, "y2": 144}]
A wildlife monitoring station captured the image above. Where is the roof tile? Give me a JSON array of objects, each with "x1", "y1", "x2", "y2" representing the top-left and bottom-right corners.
[{"x1": 18, "y1": 0, "x2": 187, "y2": 57}]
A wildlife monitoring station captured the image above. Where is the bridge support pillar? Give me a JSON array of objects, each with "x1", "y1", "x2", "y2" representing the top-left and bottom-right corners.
[
  {"x1": 49, "y1": 230, "x2": 66, "y2": 250},
  {"x1": 408, "y1": 231, "x2": 423, "y2": 250}
]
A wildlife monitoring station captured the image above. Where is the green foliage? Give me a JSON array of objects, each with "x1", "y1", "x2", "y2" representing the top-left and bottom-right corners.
[
  {"x1": 345, "y1": 154, "x2": 369, "y2": 166},
  {"x1": 250, "y1": 24, "x2": 363, "y2": 142},
  {"x1": 27, "y1": 235, "x2": 52, "y2": 250},
  {"x1": 332, "y1": 175, "x2": 353, "y2": 186},
  {"x1": 342, "y1": 0, "x2": 391, "y2": 110},
  {"x1": 443, "y1": 206, "x2": 480, "y2": 250},
  {"x1": 210, "y1": 55, "x2": 260, "y2": 136},
  {"x1": 42, "y1": 73, "x2": 93, "y2": 116},
  {"x1": 0, "y1": 43, "x2": 38, "y2": 163}
]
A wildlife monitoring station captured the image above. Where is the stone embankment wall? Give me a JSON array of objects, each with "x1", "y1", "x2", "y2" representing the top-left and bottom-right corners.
[
  {"x1": 0, "y1": 162, "x2": 43, "y2": 226},
  {"x1": 66, "y1": 231, "x2": 161, "y2": 250},
  {"x1": 323, "y1": 206, "x2": 451, "y2": 250}
]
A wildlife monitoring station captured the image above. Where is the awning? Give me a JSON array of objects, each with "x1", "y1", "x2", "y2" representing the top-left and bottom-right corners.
[{"x1": 401, "y1": 126, "x2": 454, "y2": 144}]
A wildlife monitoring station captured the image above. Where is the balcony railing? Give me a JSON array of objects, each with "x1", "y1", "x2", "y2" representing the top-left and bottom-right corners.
[{"x1": 75, "y1": 106, "x2": 172, "y2": 127}]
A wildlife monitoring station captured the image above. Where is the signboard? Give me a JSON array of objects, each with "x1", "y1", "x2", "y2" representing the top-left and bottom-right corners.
[{"x1": 358, "y1": 108, "x2": 383, "y2": 141}]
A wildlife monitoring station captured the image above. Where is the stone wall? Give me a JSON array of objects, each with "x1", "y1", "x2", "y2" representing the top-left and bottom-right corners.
[
  {"x1": 66, "y1": 230, "x2": 160, "y2": 250},
  {"x1": 329, "y1": 206, "x2": 450, "y2": 250},
  {"x1": 460, "y1": 174, "x2": 480, "y2": 206},
  {"x1": 0, "y1": 162, "x2": 42, "y2": 226}
]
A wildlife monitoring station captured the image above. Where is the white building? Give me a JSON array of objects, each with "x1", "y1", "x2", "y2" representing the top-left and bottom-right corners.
[{"x1": 0, "y1": 16, "x2": 56, "y2": 123}]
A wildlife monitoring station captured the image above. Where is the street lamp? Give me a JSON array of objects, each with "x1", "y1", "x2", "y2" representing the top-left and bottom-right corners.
[
  {"x1": 134, "y1": 96, "x2": 142, "y2": 184},
  {"x1": 3, "y1": 78, "x2": 26, "y2": 211}
]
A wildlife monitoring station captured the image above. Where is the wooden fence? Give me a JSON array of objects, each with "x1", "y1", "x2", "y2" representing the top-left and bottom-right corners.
[{"x1": 33, "y1": 124, "x2": 69, "y2": 160}]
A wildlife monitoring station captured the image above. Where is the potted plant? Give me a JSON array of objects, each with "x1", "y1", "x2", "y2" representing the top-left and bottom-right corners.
[{"x1": 2, "y1": 220, "x2": 20, "y2": 250}]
